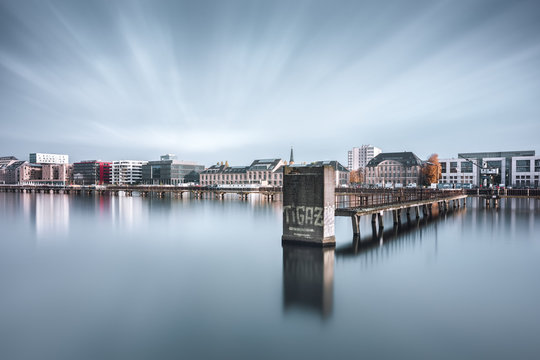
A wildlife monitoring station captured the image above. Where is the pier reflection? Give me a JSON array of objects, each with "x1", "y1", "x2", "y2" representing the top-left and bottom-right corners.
[
  {"x1": 282, "y1": 245, "x2": 334, "y2": 318},
  {"x1": 336, "y1": 206, "x2": 469, "y2": 264}
]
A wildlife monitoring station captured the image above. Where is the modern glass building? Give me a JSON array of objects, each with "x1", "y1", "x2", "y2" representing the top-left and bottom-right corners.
[
  {"x1": 458, "y1": 150, "x2": 535, "y2": 186},
  {"x1": 72, "y1": 161, "x2": 112, "y2": 185},
  {"x1": 142, "y1": 155, "x2": 204, "y2": 185}
]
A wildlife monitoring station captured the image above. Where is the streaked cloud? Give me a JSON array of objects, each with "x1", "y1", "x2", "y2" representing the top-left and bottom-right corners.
[{"x1": 0, "y1": 0, "x2": 539, "y2": 164}]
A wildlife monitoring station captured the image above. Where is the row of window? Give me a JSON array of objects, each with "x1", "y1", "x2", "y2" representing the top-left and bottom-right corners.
[{"x1": 201, "y1": 180, "x2": 283, "y2": 186}]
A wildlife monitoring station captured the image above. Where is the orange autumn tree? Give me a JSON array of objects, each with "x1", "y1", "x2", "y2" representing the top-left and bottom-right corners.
[
  {"x1": 349, "y1": 168, "x2": 364, "y2": 184},
  {"x1": 422, "y1": 154, "x2": 441, "y2": 185}
]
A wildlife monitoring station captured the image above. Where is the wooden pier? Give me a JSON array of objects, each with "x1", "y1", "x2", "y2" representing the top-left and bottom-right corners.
[{"x1": 334, "y1": 188, "x2": 467, "y2": 237}]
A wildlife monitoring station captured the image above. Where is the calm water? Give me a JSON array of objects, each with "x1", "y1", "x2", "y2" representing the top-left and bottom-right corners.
[{"x1": 1, "y1": 192, "x2": 539, "y2": 360}]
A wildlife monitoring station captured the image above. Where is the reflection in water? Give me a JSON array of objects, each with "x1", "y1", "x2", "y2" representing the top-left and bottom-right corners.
[
  {"x1": 282, "y1": 245, "x2": 334, "y2": 318},
  {"x1": 337, "y1": 206, "x2": 468, "y2": 266},
  {"x1": 35, "y1": 195, "x2": 70, "y2": 242}
]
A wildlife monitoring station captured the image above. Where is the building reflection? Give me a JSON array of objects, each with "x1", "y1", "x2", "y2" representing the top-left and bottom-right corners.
[
  {"x1": 35, "y1": 194, "x2": 70, "y2": 242},
  {"x1": 282, "y1": 245, "x2": 335, "y2": 318}
]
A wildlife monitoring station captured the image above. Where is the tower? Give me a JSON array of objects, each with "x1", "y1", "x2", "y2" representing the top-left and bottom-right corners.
[{"x1": 289, "y1": 147, "x2": 294, "y2": 165}]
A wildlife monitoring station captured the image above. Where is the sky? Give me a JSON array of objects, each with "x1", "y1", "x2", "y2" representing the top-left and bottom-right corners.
[{"x1": 0, "y1": 0, "x2": 539, "y2": 166}]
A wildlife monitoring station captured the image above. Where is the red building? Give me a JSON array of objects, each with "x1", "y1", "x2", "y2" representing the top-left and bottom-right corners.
[{"x1": 72, "y1": 161, "x2": 111, "y2": 185}]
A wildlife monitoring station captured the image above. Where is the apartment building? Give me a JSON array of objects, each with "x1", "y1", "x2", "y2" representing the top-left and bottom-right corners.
[
  {"x1": 112, "y1": 160, "x2": 147, "y2": 185},
  {"x1": 29, "y1": 153, "x2": 69, "y2": 164},
  {"x1": 347, "y1": 145, "x2": 382, "y2": 171}
]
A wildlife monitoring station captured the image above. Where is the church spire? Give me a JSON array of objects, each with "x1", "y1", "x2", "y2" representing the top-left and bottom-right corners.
[{"x1": 289, "y1": 146, "x2": 294, "y2": 165}]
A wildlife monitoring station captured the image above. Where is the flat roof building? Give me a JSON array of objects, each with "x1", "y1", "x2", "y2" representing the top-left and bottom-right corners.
[
  {"x1": 458, "y1": 150, "x2": 535, "y2": 187},
  {"x1": 142, "y1": 155, "x2": 204, "y2": 185},
  {"x1": 72, "y1": 161, "x2": 112, "y2": 185},
  {"x1": 29, "y1": 153, "x2": 69, "y2": 164},
  {"x1": 348, "y1": 145, "x2": 382, "y2": 171}
]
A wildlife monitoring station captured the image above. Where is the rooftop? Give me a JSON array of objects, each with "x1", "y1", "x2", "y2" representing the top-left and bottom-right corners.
[{"x1": 366, "y1": 152, "x2": 423, "y2": 167}]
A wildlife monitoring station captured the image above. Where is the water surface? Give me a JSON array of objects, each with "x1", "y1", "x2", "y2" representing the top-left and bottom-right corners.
[{"x1": 1, "y1": 193, "x2": 539, "y2": 360}]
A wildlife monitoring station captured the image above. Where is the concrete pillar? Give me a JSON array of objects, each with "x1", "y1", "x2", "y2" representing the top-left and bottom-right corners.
[
  {"x1": 415, "y1": 206, "x2": 420, "y2": 219},
  {"x1": 282, "y1": 165, "x2": 336, "y2": 247}
]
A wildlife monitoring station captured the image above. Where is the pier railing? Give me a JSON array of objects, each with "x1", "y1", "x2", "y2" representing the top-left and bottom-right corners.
[
  {"x1": 335, "y1": 188, "x2": 465, "y2": 210},
  {"x1": 465, "y1": 188, "x2": 540, "y2": 198}
]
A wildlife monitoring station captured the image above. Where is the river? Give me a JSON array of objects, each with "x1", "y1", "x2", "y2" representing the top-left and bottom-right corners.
[{"x1": 0, "y1": 193, "x2": 539, "y2": 359}]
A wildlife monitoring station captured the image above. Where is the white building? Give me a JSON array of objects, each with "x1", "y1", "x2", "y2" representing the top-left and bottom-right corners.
[
  {"x1": 438, "y1": 158, "x2": 479, "y2": 186},
  {"x1": 348, "y1": 145, "x2": 382, "y2": 171},
  {"x1": 200, "y1": 159, "x2": 285, "y2": 186},
  {"x1": 512, "y1": 156, "x2": 540, "y2": 187},
  {"x1": 307, "y1": 161, "x2": 350, "y2": 186},
  {"x1": 112, "y1": 160, "x2": 147, "y2": 185},
  {"x1": 29, "y1": 153, "x2": 69, "y2": 164}
]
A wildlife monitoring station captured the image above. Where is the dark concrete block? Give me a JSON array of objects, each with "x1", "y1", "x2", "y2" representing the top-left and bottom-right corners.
[{"x1": 281, "y1": 165, "x2": 335, "y2": 246}]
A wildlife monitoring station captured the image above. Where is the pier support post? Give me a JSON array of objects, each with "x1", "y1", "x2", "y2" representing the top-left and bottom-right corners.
[
  {"x1": 377, "y1": 212, "x2": 384, "y2": 229},
  {"x1": 415, "y1": 206, "x2": 420, "y2": 219},
  {"x1": 351, "y1": 215, "x2": 360, "y2": 236}
]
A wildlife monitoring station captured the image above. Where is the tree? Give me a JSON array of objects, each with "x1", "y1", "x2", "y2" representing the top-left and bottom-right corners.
[
  {"x1": 422, "y1": 154, "x2": 441, "y2": 185},
  {"x1": 349, "y1": 168, "x2": 364, "y2": 184}
]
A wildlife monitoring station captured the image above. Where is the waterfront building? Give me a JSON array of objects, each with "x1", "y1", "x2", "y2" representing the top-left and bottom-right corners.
[
  {"x1": 200, "y1": 159, "x2": 348, "y2": 187},
  {"x1": 41, "y1": 163, "x2": 72, "y2": 185},
  {"x1": 0, "y1": 159, "x2": 26, "y2": 184},
  {"x1": 438, "y1": 158, "x2": 479, "y2": 186},
  {"x1": 511, "y1": 155, "x2": 540, "y2": 187},
  {"x1": 29, "y1": 153, "x2": 69, "y2": 164},
  {"x1": 365, "y1": 152, "x2": 423, "y2": 187},
  {"x1": 0, "y1": 156, "x2": 18, "y2": 184},
  {"x1": 111, "y1": 160, "x2": 147, "y2": 185},
  {"x1": 458, "y1": 150, "x2": 534, "y2": 187},
  {"x1": 347, "y1": 145, "x2": 382, "y2": 171},
  {"x1": 0, "y1": 156, "x2": 18, "y2": 163},
  {"x1": 247, "y1": 159, "x2": 286, "y2": 186},
  {"x1": 72, "y1": 161, "x2": 112, "y2": 185},
  {"x1": 18, "y1": 163, "x2": 72, "y2": 185},
  {"x1": 141, "y1": 155, "x2": 204, "y2": 185},
  {"x1": 307, "y1": 161, "x2": 350, "y2": 186},
  {"x1": 200, "y1": 159, "x2": 285, "y2": 186},
  {"x1": 16, "y1": 163, "x2": 43, "y2": 184}
]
